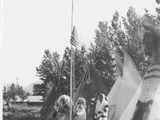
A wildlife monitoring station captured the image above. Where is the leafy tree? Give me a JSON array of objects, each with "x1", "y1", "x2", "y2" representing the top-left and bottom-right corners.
[
  {"x1": 95, "y1": 8, "x2": 150, "y2": 76},
  {"x1": 8, "y1": 83, "x2": 17, "y2": 100},
  {"x1": 33, "y1": 83, "x2": 46, "y2": 97},
  {"x1": 16, "y1": 85, "x2": 28, "y2": 100},
  {"x1": 3, "y1": 83, "x2": 28, "y2": 102},
  {"x1": 36, "y1": 50, "x2": 66, "y2": 97},
  {"x1": 122, "y1": 7, "x2": 148, "y2": 74},
  {"x1": 38, "y1": 46, "x2": 88, "y2": 120},
  {"x1": 90, "y1": 21, "x2": 116, "y2": 90},
  {"x1": 3, "y1": 86, "x2": 10, "y2": 105}
]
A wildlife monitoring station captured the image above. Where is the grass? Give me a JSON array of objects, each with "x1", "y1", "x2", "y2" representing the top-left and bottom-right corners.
[{"x1": 3, "y1": 103, "x2": 42, "y2": 120}]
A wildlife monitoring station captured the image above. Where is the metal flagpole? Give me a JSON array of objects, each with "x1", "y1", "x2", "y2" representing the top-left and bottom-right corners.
[
  {"x1": 70, "y1": 0, "x2": 74, "y2": 119},
  {"x1": 1, "y1": 1, "x2": 5, "y2": 120}
]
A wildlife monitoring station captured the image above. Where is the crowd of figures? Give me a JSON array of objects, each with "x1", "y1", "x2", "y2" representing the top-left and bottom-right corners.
[{"x1": 52, "y1": 93, "x2": 109, "y2": 120}]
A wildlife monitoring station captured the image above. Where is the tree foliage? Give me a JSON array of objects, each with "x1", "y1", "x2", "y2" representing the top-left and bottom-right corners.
[
  {"x1": 33, "y1": 83, "x2": 46, "y2": 97},
  {"x1": 3, "y1": 83, "x2": 28, "y2": 102},
  {"x1": 37, "y1": 47, "x2": 88, "y2": 120}
]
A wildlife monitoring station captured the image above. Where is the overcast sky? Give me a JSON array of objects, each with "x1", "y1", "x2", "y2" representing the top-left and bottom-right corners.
[{"x1": 1, "y1": 0, "x2": 157, "y2": 87}]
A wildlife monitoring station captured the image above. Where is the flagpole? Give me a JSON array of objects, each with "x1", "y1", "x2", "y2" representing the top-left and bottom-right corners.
[{"x1": 70, "y1": 0, "x2": 74, "y2": 119}]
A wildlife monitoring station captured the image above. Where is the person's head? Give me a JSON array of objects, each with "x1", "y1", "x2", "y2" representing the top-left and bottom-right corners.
[
  {"x1": 54, "y1": 94, "x2": 72, "y2": 114},
  {"x1": 75, "y1": 97, "x2": 87, "y2": 110},
  {"x1": 74, "y1": 97, "x2": 87, "y2": 120}
]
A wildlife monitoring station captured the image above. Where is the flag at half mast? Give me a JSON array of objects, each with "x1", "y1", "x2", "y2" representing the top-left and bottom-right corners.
[{"x1": 70, "y1": 26, "x2": 79, "y2": 47}]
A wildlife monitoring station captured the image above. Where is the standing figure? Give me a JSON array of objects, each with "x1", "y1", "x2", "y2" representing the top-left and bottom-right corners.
[
  {"x1": 73, "y1": 97, "x2": 87, "y2": 120},
  {"x1": 131, "y1": 15, "x2": 160, "y2": 120},
  {"x1": 53, "y1": 94, "x2": 72, "y2": 120},
  {"x1": 93, "y1": 93, "x2": 109, "y2": 120}
]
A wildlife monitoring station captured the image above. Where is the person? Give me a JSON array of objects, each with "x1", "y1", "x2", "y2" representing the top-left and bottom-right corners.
[
  {"x1": 73, "y1": 97, "x2": 87, "y2": 120},
  {"x1": 53, "y1": 94, "x2": 72, "y2": 120},
  {"x1": 131, "y1": 15, "x2": 160, "y2": 120},
  {"x1": 93, "y1": 93, "x2": 109, "y2": 120}
]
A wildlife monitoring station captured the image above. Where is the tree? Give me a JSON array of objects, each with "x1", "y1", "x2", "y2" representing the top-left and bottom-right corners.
[
  {"x1": 16, "y1": 85, "x2": 28, "y2": 100},
  {"x1": 96, "y1": 8, "x2": 150, "y2": 76},
  {"x1": 122, "y1": 7, "x2": 148, "y2": 74},
  {"x1": 3, "y1": 86, "x2": 10, "y2": 106},
  {"x1": 8, "y1": 83, "x2": 17, "y2": 100},
  {"x1": 33, "y1": 83, "x2": 46, "y2": 97},
  {"x1": 90, "y1": 21, "x2": 116, "y2": 89},
  {"x1": 3, "y1": 83, "x2": 28, "y2": 102},
  {"x1": 36, "y1": 49, "x2": 70, "y2": 98},
  {"x1": 37, "y1": 47, "x2": 88, "y2": 120}
]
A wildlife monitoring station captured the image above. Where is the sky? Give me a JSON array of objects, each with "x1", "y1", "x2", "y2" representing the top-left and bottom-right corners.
[{"x1": 0, "y1": 0, "x2": 157, "y2": 87}]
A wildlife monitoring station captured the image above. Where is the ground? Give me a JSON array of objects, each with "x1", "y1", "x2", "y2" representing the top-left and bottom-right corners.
[{"x1": 3, "y1": 103, "x2": 42, "y2": 120}]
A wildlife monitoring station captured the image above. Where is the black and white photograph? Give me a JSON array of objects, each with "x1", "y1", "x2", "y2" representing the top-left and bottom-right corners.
[{"x1": 1, "y1": 0, "x2": 160, "y2": 120}]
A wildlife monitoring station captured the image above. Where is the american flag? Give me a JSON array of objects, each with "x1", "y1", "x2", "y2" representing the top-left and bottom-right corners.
[{"x1": 70, "y1": 26, "x2": 79, "y2": 47}]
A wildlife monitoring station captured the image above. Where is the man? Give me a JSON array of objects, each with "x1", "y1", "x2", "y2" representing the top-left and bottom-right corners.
[{"x1": 131, "y1": 15, "x2": 160, "y2": 120}]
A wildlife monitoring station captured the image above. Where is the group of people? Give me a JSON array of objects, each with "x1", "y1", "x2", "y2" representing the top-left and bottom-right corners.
[{"x1": 52, "y1": 93, "x2": 109, "y2": 120}]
